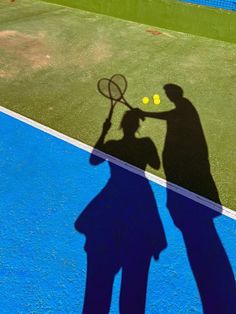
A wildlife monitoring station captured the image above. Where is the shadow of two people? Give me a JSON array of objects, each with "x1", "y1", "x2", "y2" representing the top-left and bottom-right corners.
[{"x1": 75, "y1": 83, "x2": 236, "y2": 314}]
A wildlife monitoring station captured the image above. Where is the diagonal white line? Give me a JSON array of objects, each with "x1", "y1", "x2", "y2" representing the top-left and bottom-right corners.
[{"x1": 0, "y1": 105, "x2": 235, "y2": 220}]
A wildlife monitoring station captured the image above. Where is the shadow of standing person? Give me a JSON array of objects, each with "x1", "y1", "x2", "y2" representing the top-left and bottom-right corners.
[
  {"x1": 144, "y1": 84, "x2": 236, "y2": 313},
  {"x1": 75, "y1": 109, "x2": 167, "y2": 314}
]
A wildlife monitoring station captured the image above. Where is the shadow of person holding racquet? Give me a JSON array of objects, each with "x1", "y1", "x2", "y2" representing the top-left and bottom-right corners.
[
  {"x1": 144, "y1": 83, "x2": 236, "y2": 313},
  {"x1": 74, "y1": 108, "x2": 167, "y2": 314}
]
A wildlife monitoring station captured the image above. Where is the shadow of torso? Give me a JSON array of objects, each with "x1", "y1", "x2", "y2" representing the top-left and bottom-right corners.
[
  {"x1": 77, "y1": 137, "x2": 167, "y2": 261},
  {"x1": 163, "y1": 99, "x2": 220, "y2": 206}
]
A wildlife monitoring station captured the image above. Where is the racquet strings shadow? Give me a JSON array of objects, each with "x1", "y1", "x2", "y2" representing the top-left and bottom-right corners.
[
  {"x1": 145, "y1": 83, "x2": 236, "y2": 313},
  {"x1": 75, "y1": 108, "x2": 167, "y2": 314}
]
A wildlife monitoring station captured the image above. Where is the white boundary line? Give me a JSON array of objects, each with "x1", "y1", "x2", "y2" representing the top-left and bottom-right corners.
[{"x1": 1, "y1": 105, "x2": 235, "y2": 220}]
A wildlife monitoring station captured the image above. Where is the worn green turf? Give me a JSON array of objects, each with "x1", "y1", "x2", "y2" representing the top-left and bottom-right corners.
[{"x1": 1, "y1": 0, "x2": 236, "y2": 209}]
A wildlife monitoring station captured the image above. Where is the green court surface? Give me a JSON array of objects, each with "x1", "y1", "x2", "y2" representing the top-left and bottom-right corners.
[{"x1": 0, "y1": 0, "x2": 236, "y2": 209}]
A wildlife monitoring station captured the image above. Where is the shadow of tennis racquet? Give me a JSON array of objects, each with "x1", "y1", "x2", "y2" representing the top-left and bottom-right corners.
[{"x1": 97, "y1": 74, "x2": 144, "y2": 122}]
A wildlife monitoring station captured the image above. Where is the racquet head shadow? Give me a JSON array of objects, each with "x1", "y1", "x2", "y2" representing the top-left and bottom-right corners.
[{"x1": 97, "y1": 74, "x2": 144, "y2": 121}]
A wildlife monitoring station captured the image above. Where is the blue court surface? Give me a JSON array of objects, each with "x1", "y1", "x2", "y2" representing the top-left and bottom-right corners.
[{"x1": 1, "y1": 111, "x2": 236, "y2": 314}]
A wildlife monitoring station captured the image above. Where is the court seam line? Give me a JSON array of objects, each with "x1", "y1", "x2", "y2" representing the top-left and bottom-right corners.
[{"x1": 1, "y1": 105, "x2": 235, "y2": 220}]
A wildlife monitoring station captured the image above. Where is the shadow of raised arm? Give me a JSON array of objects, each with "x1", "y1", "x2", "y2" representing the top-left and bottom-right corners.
[{"x1": 89, "y1": 118, "x2": 112, "y2": 165}]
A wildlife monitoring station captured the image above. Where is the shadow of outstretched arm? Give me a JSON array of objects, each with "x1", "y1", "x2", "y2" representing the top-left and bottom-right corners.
[{"x1": 142, "y1": 109, "x2": 175, "y2": 120}]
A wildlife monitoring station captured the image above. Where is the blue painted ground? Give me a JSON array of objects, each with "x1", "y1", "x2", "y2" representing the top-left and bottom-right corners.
[
  {"x1": 180, "y1": 0, "x2": 236, "y2": 11},
  {"x1": 0, "y1": 112, "x2": 236, "y2": 314}
]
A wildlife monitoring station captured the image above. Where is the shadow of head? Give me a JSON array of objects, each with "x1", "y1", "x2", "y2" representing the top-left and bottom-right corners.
[
  {"x1": 120, "y1": 109, "x2": 142, "y2": 137},
  {"x1": 164, "y1": 84, "x2": 184, "y2": 103}
]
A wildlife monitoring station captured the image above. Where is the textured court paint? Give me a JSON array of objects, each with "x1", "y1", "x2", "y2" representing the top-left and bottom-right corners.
[
  {"x1": 42, "y1": 0, "x2": 236, "y2": 43},
  {"x1": 1, "y1": 0, "x2": 236, "y2": 211},
  {"x1": 1, "y1": 113, "x2": 236, "y2": 313}
]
